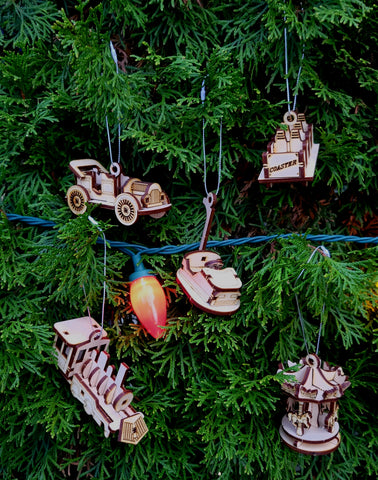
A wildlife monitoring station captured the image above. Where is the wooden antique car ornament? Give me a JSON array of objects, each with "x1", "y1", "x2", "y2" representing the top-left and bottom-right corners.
[
  {"x1": 53, "y1": 316, "x2": 148, "y2": 444},
  {"x1": 277, "y1": 353, "x2": 350, "y2": 455},
  {"x1": 258, "y1": 111, "x2": 319, "y2": 185},
  {"x1": 66, "y1": 159, "x2": 171, "y2": 226},
  {"x1": 176, "y1": 193, "x2": 242, "y2": 315}
]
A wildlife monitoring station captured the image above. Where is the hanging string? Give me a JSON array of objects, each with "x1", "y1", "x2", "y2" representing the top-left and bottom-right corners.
[
  {"x1": 88, "y1": 216, "x2": 107, "y2": 338},
  {"x1": 294, "y1": 245, "x2": 330, "y2": 355},
  {"x1": 201, "y1": 79, "x2": 222, "y2": 196},
  {"x1": 293, "y1": 45, "x2": 305, "y2": 112},
  {"x1": 283, "y1": 2, "x2": 305, "y2": 113},
  {"x1": 284, "y1": 22, "x2": 291, "y2": 112},
  {"x1": 105, "y1": 41, "x2": 121, "y2": 167},
  {"x1": 105, "y1": 115, "x2": 114, "y2": 165}
]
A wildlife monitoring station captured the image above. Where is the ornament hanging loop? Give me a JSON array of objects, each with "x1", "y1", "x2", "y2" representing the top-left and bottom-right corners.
[
  {"x1": 199, "y1": 192, "x2": 217, "y2": 251},
  {"x1": 109, "y1": 162, "x2": 121, "y2": 177},
  {"x1": 283, "y1": 110, "x2": 297, "y2": 126}
]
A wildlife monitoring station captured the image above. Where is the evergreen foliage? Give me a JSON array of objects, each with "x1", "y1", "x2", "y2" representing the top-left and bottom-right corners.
[{"x1": 0, "y1": 1, "x2": 377, "y2": 479}]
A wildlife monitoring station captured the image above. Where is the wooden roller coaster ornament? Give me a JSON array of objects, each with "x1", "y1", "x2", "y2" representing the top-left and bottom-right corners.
[
  {"x1": 258, "y1": 111, "x2": 319, "y2": 185},
  {"x1": 259, "y1": 5, "x2": 319, "y2": 186},
  {"x1": 277, "y1": 354, "x2": 350, "y2": 455},
  {"x1": 53, "y1": 317, "x2": 148, "y2": 444}
]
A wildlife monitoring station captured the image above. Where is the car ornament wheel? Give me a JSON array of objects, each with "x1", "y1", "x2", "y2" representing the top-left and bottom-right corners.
[
  {"x1": 67, "y1": 186, "x2": 88, "y2": 215},
  {"x1": 115, "y1": 194, "x2": 138, "y2": 226}
]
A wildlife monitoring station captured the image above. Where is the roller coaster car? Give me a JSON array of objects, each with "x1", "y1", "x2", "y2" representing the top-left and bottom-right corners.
[
  {"x1": 53, "y1": 317, "x2": 148, "y2": 444},
  {"x1": 66, "y1": 159, "x2": 171, "y2": 226},
  {"x1": 258, "y1": 111, "x2": 319, "y2": 185},
  {"x1": 176, "y1": 250, "x2": 242, "y2": 315}
]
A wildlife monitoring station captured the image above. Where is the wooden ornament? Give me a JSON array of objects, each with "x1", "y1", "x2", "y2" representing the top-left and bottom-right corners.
[
  {"x1": 176, "y1": 193, "x2": 242, "y2": 315},
  {"x1": 277, "y1": 353, "x2": 350, "y2": 455},
  {"x1": 53, "y1": 316, "x2": 148, "y2": 444},
  {"x1": 66, "y1": 159, "x2": 171, "y2": 225},
  {"x1": 258, "y1": 111, "x2": 319, "y2": 185}
]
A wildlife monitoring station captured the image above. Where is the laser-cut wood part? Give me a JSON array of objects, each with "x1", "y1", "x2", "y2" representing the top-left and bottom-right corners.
[
  {"x1": 66, "y1": 159, "x2": 171, "y2": 225},
  {"x1": 277, "y1": 353, "x2": 350, "y2": 455},
  {"x1": 177, "y1": 250, "x2": 242, "y2": 315},
  {"x1": 259, "y1": 111, "x2": 319, "y2": 185},
  {"x1": 199, "y1": 193, "x2": 217, "y2": 251},
  {"x1": 53, "y1": 317, "x2": 148, "y2": 444},
  {"x1": 176, "y1": 193, "x2": 242, "y2": 315}
]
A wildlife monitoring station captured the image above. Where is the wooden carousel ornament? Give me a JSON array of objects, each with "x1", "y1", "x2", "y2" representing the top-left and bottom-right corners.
[
  {"x1": 277, "y1": 246, "x2": 350, "y2": 454},
  {"x1": 277, "y1": 353, "x2": 350, "y2": 455},
  {"x1": 53, "y1": 317, "x2": 148, "y2": 444}
]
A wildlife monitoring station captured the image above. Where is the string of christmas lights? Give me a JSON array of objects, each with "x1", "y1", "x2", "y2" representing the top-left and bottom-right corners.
[{"x1": 5, "y1": 213, "x2": 378, "y2": 257}]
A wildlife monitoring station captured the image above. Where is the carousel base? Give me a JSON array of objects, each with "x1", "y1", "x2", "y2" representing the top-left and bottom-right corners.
[{"x1": 280, "y1": 416, "x2": 341, "y2": 455}]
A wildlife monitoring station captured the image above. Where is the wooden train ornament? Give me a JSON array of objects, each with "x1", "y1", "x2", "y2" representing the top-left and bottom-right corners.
[
  {"x1": 258, "y1": 111, "x2": 319, "y2": 185},
  {"x1": 277, "y1": 353, "x2": 350, "y2": 455},
  {"x1": 53, "y1": 316, "x2": 148, "y2": 444},
  {"x1": 66, "y1": 159, "x2": 171, "y2": 226},
  {"x1": 176, "y1": 193, "x2": 242, "y2": 315}
]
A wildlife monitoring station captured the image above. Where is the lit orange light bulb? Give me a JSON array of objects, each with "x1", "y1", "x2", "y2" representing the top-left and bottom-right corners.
[{"x1": 129, "y1": 256, "x2": 167, "y2": 339}]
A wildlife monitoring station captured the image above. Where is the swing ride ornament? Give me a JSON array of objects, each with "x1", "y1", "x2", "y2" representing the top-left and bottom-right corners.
[
  {"x1": 278, "y1": 354, "x2": 350, "y2": 455},
  {"x1": 176, "y1": 81, "x2": 242, "y2": 315},
  {"x1": 259, "y1": 5, "x2": 319, "y2": 185},
  {"x1": 66, "y1": 41, "x2": 171, "y2": 226}
]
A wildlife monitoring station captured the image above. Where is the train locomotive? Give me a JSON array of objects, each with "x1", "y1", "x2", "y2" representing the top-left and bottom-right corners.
[{"x1": 53, "y1": 316, "x2": 148, "y2": 444}]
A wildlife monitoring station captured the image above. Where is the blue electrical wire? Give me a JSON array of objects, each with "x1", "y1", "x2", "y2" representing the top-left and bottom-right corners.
[
  {"x1": 5, "y1": 214, "x2": 57, "y2": 228},
  {"x1": 4, "y1": 213, "x2": 378, "y2": 258}
]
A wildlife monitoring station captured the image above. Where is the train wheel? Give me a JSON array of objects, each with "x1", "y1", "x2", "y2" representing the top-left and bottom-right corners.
[{"x1": 113, "y1": 391, "x2": 134, "y2": 412}]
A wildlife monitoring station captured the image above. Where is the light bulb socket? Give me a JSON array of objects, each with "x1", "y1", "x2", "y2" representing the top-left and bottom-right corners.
[{"x1": 129, "y1": 254, "x2": 154, "y2": 282}]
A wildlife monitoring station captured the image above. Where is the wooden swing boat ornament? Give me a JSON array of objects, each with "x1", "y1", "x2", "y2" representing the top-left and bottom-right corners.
[
  {"x1": 277, "y1": 353, "x2": 350, "y2": 455},
  {"x1": 176, "y1": 193, "x2": 242, "y2": 315},
  {"x1": 66, "y1": 159, "x2": 171, "y2": 226},
  {"x1": 53, "y1": 316, "x2": 148, "y2": 444},
  {"x1": 258, "y1": 111, "x2": 319, "y2": 185}
]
